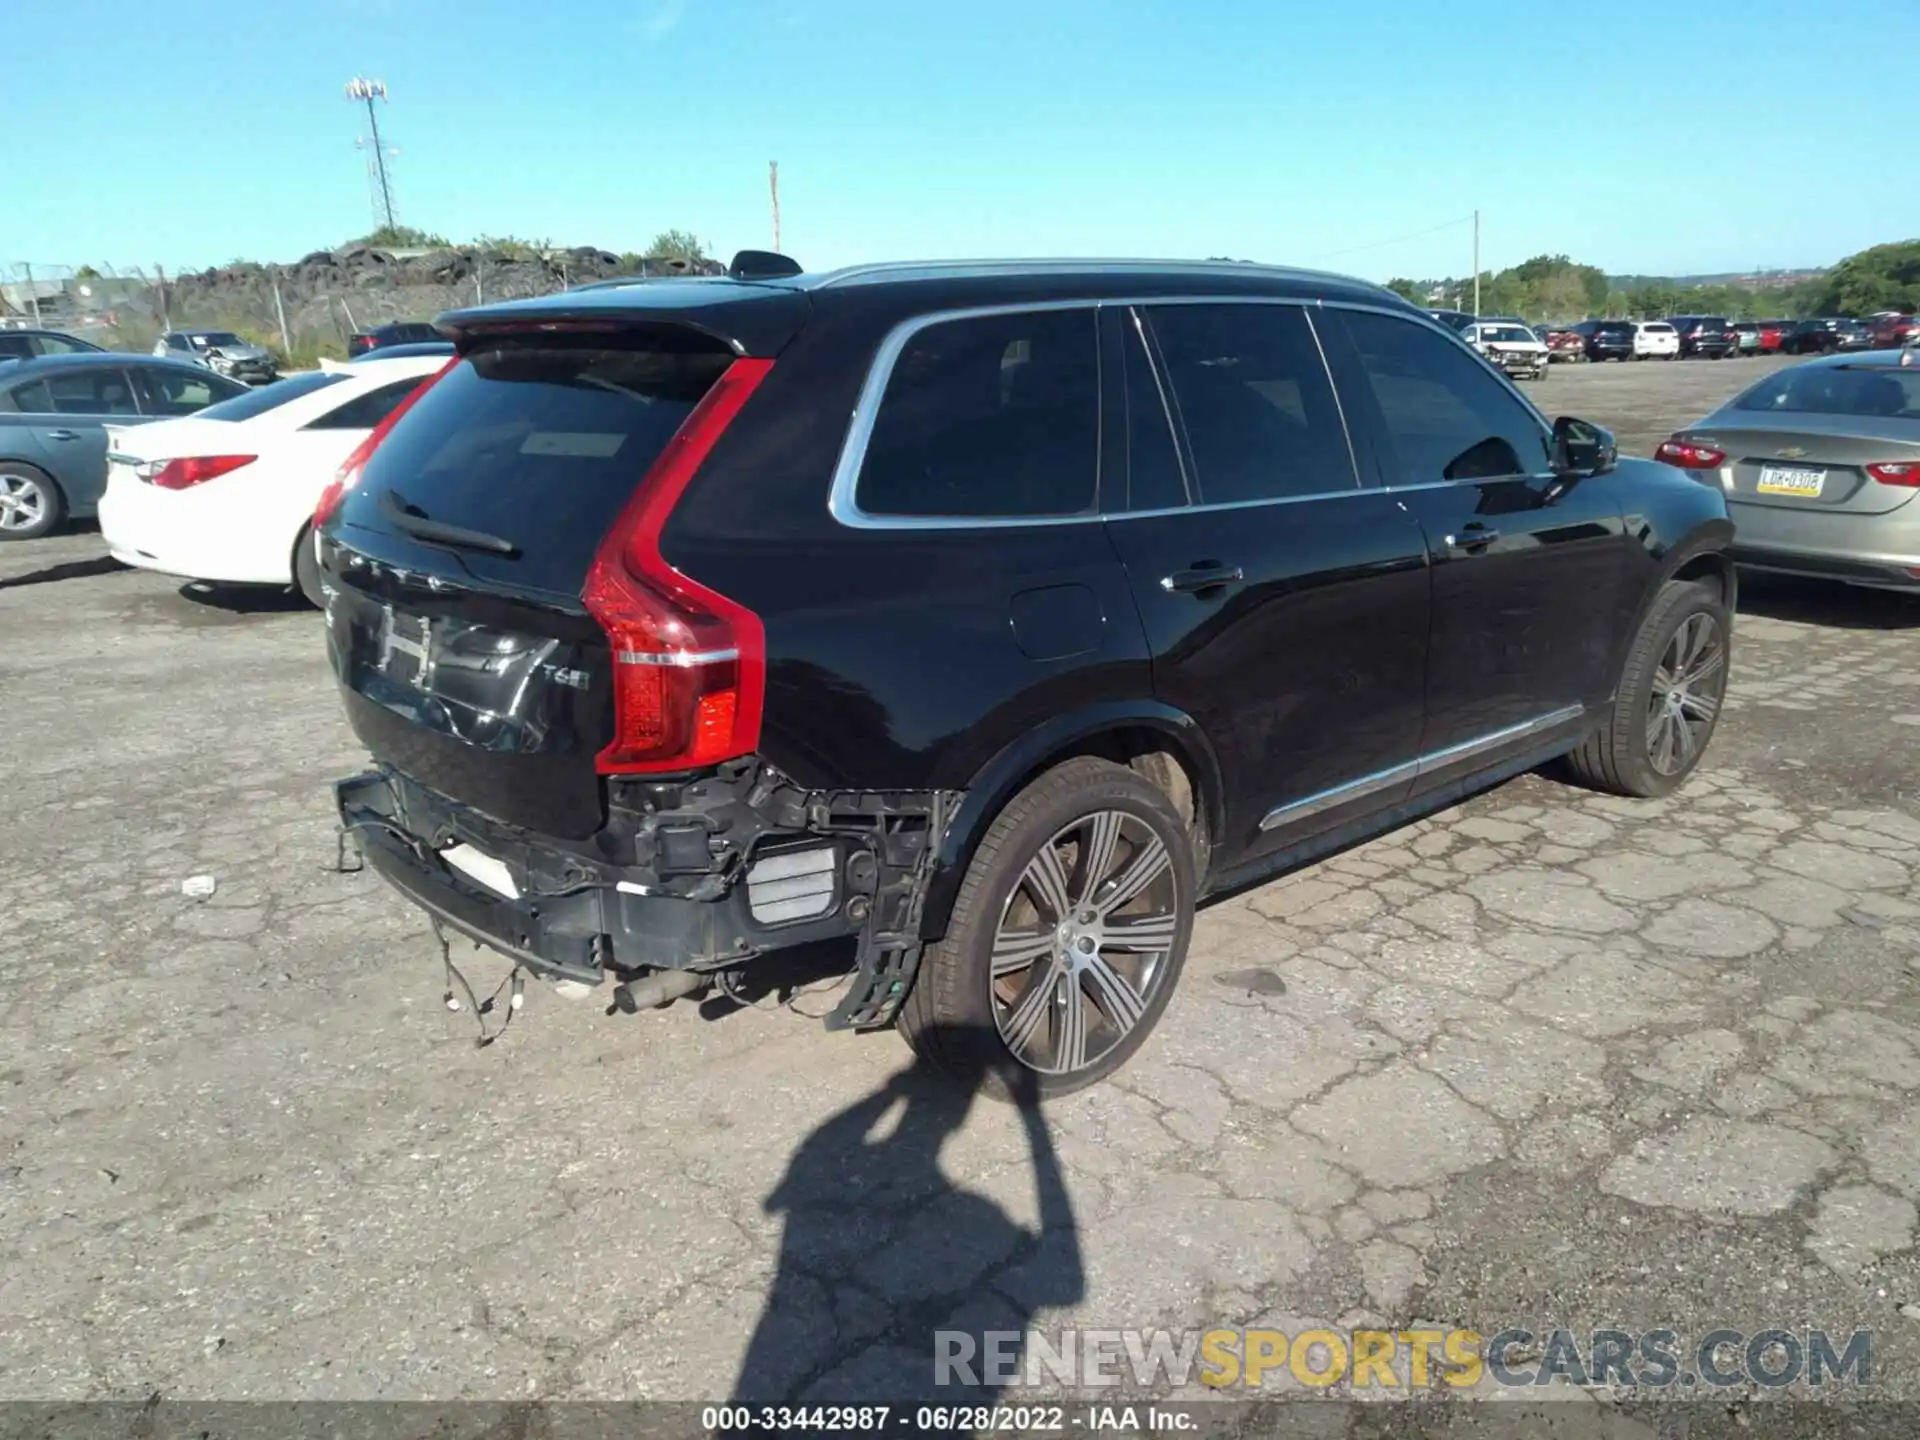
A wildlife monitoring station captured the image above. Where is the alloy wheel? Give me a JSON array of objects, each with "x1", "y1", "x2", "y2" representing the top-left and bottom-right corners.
[
  {"x1": 1646, "y1": 612, "x2": 1726, "y2": 776},
  {"x1": 0, "y1": 473, "x2": 46, "y2": 533},
  {"x1": 989, "y1": 810, "x2": 1179, "y2": 1076}
]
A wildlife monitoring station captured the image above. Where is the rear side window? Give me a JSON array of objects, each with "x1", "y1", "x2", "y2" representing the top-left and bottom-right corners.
[
  {"x1": 0, "y1": 336, "x2": 34, "y2": 361},
  {"x1": 348, "y1": 330, "x2": 733, "y2": 595},
  {"x1": 306, "y1": 376, "x2": 429, "y2": 431},
  {"x1": 1336, "y1": 309, "x2": 1551, "y2": 482},
  {"x1": 197, "y1": 369, "x2": 345, "y2": 422},
  {"x1": 1141, "y1": 303, "x2": 1355, "y2": 503},
  {"x1": 44, "y1": 368, "x2": 141, "y2": 415},
  {"x1": 855, "y1": 309, "x2": 1098, "y2": 517},
  {"x1": 133, "y1": 367, "x2": 240, "y2": 416}
]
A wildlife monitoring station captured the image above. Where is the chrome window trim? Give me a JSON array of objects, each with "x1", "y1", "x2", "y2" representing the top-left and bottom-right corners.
[
  {"x1": 828, "y1": 294, "x2": 1395, "y2": 531},
  {"x1": 1258, "y1": 703, "x2": 1586, "y2": 832}
]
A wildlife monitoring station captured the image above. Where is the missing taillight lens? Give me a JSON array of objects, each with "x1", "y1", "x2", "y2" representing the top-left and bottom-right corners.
[
  {"x1": 312, "y1": 357, "x2": 457, "y2": 527},
  {"x1": 1866, "y1": 461, "x2": 1920, "y2": 487},
  {"x1": 1655, "y1": 439, "x2": 1727, "y2": 470},
  {"x1": 147, "y1": 454, "x2": 256, "y2": 490},
  {"x1": 584, "y1": 357, "x2": 772, "y2": 774}
]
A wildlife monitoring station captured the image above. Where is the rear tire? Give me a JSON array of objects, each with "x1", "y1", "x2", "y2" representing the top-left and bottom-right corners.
[
  {"x1": 898, "y1": 756, "x2": 1195, "y2": 1101},
  {"x1": 292, "y1": 526, "x2": 327, "y2": 609},
  {"x1": 1562, "y1": 578, "x2": 1730, "y2": 798},
  {"x1": 0, "y1": 463, "x2": 63, "y2": 541}
]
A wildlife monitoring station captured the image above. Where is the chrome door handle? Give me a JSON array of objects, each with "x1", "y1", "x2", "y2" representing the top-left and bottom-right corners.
[
  {"x1": 1160, "y1": 563, "x2": 1244, "y2": 595},
  {"x1": 45, "y1": 429, "x2": 79, "y2": 441},
  {"x1": 1444, "y1": 526, "x2": 1499, "y2": 554}
]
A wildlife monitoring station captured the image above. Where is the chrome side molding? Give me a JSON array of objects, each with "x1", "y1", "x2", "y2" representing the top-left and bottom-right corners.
[{"x1": 1258, "y1": 703, "x2": 1587, "y2": 832}]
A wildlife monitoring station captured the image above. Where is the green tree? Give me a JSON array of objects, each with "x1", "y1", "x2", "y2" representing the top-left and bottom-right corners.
[
  {"x1": 1383, "y1": 277, "x2": 1427, "y2": 305},
  {"x1": 75, "y1": 264, "x2": 101, "y2": 281},
  {"x1": 1804, "y1": 240, "x2": 1920, "y2": 316},
  {"x1": 646, "y1": 229, "x2": 708, "y2": 262}
]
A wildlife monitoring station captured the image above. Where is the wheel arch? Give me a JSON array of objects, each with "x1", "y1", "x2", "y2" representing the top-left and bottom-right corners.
[
  {"x1": 918, "y1": 700, "x2": 1224, "y2": 942},
  {"x1": 1606, "y1": 514, "x2": 1734, "y2": 682}
]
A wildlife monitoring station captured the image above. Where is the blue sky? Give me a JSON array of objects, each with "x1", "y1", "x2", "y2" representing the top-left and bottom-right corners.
[{"x1": 7, "y1": 0, "x2": 1913, "y2": 280}]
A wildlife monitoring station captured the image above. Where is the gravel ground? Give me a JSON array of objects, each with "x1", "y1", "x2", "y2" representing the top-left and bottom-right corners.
[{"x1": 2, "y1": 353, "x2": 1917, "y2": 1431}]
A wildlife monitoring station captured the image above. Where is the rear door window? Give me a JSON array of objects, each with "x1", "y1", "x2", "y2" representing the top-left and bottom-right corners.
[
  {"x1": 46, "y1": 368, "x2": 141, "y2": 415},
  {"x1": 855, "y1": 308, "x2": 1099, "y2": 518},
  {"x1": 132, "y1": 366, "x2": 242, "y2": 415},
  {"x1": 1335, "y1": 309, "x2": 1551, "y2": 483},
  {"x1": 344, "y1": 329, "x2": 735, "y2": 595},
  {"x1": 1138, "y1": 303, "x2": 1355, "y2": 503}
]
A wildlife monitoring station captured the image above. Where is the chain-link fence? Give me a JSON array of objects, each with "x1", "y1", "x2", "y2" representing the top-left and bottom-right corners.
[{"x1": 3, "y1": 250, "x2": 717, "y2": 370}]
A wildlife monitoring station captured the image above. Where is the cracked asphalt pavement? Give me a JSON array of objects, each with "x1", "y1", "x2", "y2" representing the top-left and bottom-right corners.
[{"x1": 2, "y1": 355, "x2": 1918, "y2": 1419}]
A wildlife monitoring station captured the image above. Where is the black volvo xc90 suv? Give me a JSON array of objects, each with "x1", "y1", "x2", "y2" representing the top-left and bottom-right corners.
[{"x1": 318, "y1": 254, "x2": 1734, "y2": 1096}]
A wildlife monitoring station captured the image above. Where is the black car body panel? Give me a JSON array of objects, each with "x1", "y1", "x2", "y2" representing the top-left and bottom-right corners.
[
  {"x1": 1669, "y1": 316, "x2": 1735, "y2": 358},
  {"x1": 1575, "y1": 319, "x2": 1635, "y2": 361},
  {"x1": 320, "y1": 258, "x2": 1733, "y2": 1021}
]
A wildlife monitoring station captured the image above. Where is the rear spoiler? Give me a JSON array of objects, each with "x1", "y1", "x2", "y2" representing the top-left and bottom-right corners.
[{"x1": 435, "y1": 280, "x2": 812, "y2": 360}]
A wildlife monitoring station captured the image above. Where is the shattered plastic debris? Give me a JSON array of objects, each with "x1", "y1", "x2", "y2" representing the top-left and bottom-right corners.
[{"x1": 181, "y1": 874, "x2": 218, "y2": 900}]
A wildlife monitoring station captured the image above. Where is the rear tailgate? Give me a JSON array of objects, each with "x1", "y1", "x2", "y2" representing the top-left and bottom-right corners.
[{"x1": 320, "y1": 304, "x2": 799, "y2": 839}]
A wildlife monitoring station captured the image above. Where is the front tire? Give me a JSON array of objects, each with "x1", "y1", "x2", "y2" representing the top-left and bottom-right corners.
[
  {"x1": 1562, "y1": 578, "x2": 1730, "y2": 798},
  {"x1": 898, "y1": 756, "x2": 1195, "y2": 1100},
  {"x1": 0, "y1": 463, "x2": 64, "y2": 541}
]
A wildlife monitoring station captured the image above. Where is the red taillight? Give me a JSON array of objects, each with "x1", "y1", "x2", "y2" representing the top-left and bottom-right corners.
[
  {"x1": 312, "y1": 357, "x2": 457, "y2": 527},
  {"x1": 1655, "y1": 439, "x2": 1728, "y2": 470},
  {"x1": 1866, "y1": 461, "x2": 1920, "y2": 487},
  {"x1": 148, "y1": 454, "x2": 256, "y2": 490},
  {"x1": 583, "y1": 357, "x2": 773, "y2": 775}
]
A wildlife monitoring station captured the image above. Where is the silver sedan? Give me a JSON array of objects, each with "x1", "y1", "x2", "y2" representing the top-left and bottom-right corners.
[{"x1": 1656, "y1": 349, "x2": 1920, "y2": 593}]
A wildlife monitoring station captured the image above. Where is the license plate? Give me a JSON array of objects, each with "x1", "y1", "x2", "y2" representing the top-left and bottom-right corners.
[{"x1": 1756, "y1": 465, "x2": 1826, "y2": 497}]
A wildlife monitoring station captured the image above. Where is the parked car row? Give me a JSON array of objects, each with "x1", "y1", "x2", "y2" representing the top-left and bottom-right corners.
[{"x1": 1429, "y1": 311, "x2": 1914, "y2": 366}]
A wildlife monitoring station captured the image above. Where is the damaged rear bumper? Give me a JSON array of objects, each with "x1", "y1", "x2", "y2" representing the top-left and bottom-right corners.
[{"x1": 335, "y1": 761, "x2": 957, "y2": 1027}]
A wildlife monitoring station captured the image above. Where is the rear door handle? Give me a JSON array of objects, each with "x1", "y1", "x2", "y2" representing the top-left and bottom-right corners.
[
  {"x1": 45, "y1": 429, "x2": 79, "y2": 441},
  {"x1": 1160, "y1": 562, "x2": 1244, "y2": 595},
  {"x1": 1444, "y1": 525, "x2": 1499, "y2": 554}
]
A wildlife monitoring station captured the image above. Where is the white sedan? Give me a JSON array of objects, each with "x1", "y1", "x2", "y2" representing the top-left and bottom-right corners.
[{"x1": 99, "y1": 354, "x2": 445, "y2": 604}]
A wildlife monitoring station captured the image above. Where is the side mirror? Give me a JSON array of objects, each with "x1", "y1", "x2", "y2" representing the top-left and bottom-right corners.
[{"x1": 1553, "y1": 415, "x2": 1616, "y2": 477}]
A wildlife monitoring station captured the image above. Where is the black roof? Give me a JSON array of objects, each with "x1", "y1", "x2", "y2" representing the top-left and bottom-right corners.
[{"x1": 436, "y1": 258, "x2": 1411, "y2": 358}]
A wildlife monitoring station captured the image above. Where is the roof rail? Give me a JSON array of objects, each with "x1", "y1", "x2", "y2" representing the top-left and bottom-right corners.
[{"x1": 729, "y1": 249, "x2": 804, "y2": 281}]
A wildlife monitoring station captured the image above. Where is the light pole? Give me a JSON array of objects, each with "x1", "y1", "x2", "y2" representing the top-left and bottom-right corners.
[{"x1": 346, "y1": 78, "x2": 396, "y2": 232}]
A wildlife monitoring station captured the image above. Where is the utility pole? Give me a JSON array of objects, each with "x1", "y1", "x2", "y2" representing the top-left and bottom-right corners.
[
  {"x1": 769, "y1": 161, "x2": 781, "y2": 251},
  {"x1": 346, "y1": 78, "x2": 396, "y2": 231},
  {"x1": 1471, "y1": 209, "x2": 1481, "y2": 318}
]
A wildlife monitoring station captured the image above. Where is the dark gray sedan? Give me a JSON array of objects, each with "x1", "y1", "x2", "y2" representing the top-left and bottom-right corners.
[
  {"x1": 1656, "y1": 349, "x2": 1920, "y2": 593},
  {"x1": 0, "y1": 354, "x2": 247, "y2": 540}
]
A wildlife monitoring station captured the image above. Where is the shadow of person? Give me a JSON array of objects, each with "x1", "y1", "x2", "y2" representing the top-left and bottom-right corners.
[{"x1": 732, "y1": 1025, "x2": 1085, "y2": 1408}]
